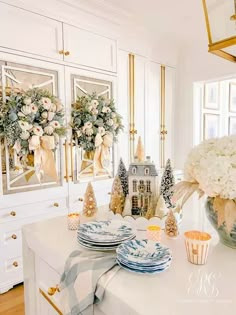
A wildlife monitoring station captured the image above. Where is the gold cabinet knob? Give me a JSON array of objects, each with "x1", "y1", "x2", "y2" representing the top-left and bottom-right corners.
[
  {"x1": 108, "y1": 192, "x2": 111, "y2": 195},
  {"x1": 58, "y1": 50, "x2": 64, "y2": 55},
  {"x1": 53, "y1": 202, "x2": 59, "y2": 207},
  {"x1": 78, "y1": 198, "x2": 83, "y2": 202},
  {"x1": 48, "y1": 286, "x2": 60, "y2": 296},
  {"x1": 64, "y1": 51, "x2": 70, "y2": 56},
  {"x1": 10, "y1": 211, "x2": 16, "y2": 217},
  {"x1": 11, "y1": 234, "x2": 17, "y2": 240},
  {"x1": 13, "y1": 261, "x2": 18, "y2": 267}
]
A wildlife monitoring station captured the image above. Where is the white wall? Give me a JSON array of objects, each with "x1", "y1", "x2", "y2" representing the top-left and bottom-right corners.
[{"x1": 174, "y1": 40, "x2": 236, "y2": 169}]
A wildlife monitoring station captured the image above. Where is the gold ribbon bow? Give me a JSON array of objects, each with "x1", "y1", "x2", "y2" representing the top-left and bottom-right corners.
[
  {"x1": 28, "y1": 135, "x2": 58, "y2": 182},
  {"x1": 94, "y1": 133, "x2": 113, "y2": 173}
]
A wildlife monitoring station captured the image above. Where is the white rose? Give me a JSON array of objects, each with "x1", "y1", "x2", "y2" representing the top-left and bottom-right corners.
[
  {"x1": 18, "y1": 112, "x2": 25, "y2": 117},
  {"x1": 111, "y1": 112, "x2": 116, "y2": 118},
  {"x1": 50, "y1": 121, "x2": 61, "y2": 129},
  {"x1": 50, "y1": 103, "x2": 57, "y2": 112},
  {"x1": 19, "y1": 121, "x2": 30, "y2": 131},
  {"x1": 41, "y1": 111, "x2": 48, "y2": 119},
  {"x1": 47, "y1": 112, "x2": 55, "y2": 121},
  {"x1": 76, "y1": 130, "x2": 82, "y2": 138},
  {"x1": 44, "y1": 125, "x2": 54, "y2": 135},
  {"x1": 91, "y1": 100, "x2": 99, "y2": 108},
  {"x1": 21, "y1": 105, "x2": 31, "y2": 115},
  {"x1": 98, "y1": 127, "x2": 105, "y2": 136},
  {"x1": 85, "y1": 128, "x2": 93, "y2": 136},
  {"x1": 107, "y1": 119, "x2": 114, "y2": 126},
  {"x1": 29, "y1": 135, "x2": 40, "y2": 151},
  {"x1": 84, "y1": 121, "x2": 93, "y2": 129},
  {"x1": 33, "y1": 126, "x2": 43, "y2": 136},
  {"x1": 92, "y1": 109, "x2": 98, "y2": 115},
  {"x1": 30, "y1": 104, "x2": 38, "y2": 114},
  {"x1": 40, "y1": 97, "x2": 52, "y2": 110},
  {"x1": 24, "y1": 98, "x2": 32, "y2": 106},
  {"x1": 102, "y1": 106, "x2": 108, "y2": 113},
  {"x1": 20, "y1": 131, "x2": 30, "y2": 140}
]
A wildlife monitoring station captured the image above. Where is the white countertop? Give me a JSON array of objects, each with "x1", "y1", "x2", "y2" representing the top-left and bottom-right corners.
[{"x1": 23, "y1": 215, "x2": 236, "y2": 315}]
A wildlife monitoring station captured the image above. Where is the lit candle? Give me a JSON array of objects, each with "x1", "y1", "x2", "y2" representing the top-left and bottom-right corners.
[
  {"x1": 146, "y1": 225, "x2": 161, "y2": 242},
  {"x1": 67, "y1": 213, "x2": 80, "y2": 230},
  {"x1": 184, "y1": 230, "x2": 211, "y2": 265}
]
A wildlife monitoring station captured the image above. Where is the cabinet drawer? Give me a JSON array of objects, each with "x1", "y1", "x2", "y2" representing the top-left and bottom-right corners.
[
  {"x1": 63, "y1": 23, "x2": 117, "y2": 72},
  {"x1": 4, "y1": 255, "x2": 23, "y2": 274},
  {"x1": 0, "y1": 198, "x2": 67, "y2": 224},
  {"x1": 0, "y1": 227, "x2": 22, "y2": 248},
  {"x1": 0, "y1": 3, "x2": 63, "y2": 60},
  {"x1": 37, "y1": 258, "x2": 63, "y2": 314}
]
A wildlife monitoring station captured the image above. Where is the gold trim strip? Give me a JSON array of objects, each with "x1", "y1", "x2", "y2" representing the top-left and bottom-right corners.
[
  {"x1": 70, "y1": 142, "x2": 74, "y2": 181},
  {"x1": 39, "y1": 288, "x2": 63, "y2": 315},
  {"x1": 64, "y1": 140, "x2": 69, "y2": 182},
  {"x1": 129, "y1": 53, "x2": 135, "y2": 161},
  {"x1": 202, "y1": 0, "x2": 212, "y2": 44},
  {"x1": 160, "y1": 65, "x2": 166, "y2": 168}
]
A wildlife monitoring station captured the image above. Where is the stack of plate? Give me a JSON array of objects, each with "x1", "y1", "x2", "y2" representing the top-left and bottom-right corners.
[
  {"x1": 77, "y1": 220, "x2": 136, "y2": 251},
  {"x1": 116, "y1": 239, "x2": 172, "y2": 274}
]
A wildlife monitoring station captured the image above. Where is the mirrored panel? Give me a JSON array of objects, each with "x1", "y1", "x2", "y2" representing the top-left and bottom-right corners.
[
  {"x1": 71, "y1": 75, "x2": 114, "y2": 182},
  {"x1": 0, "y1": 61, "x2": 62, "y2": 194}
]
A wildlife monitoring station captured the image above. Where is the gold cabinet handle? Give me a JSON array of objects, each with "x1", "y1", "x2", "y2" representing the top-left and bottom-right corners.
[
  {"x1": 11, "y1": 234, "x2": 17, "y2": 240},
  {"x1": 10, "y1": 211, "x2": 16, "y2": 217},
  {"x1": 58, "y1": 50, "x2": 64, "y2": 55},
  {"x1": 13, "y1": 261, "x2": 18, "y2": 267},
  {"x1": 53, "y1": 202, "x2": 59, "y2": 207},
  {"x1": 78, "y1": 198, "x2": 83, "y2": 202},
  {"x1": 64, "y1": 51, "x2": 70, "y2": 56},
  {"x1": 48, "y1": 285, "x2": 60, "y2": 296}
]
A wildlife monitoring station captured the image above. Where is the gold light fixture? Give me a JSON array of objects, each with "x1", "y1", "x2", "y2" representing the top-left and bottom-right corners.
[{"x1": 202, "y1": 0, "x2": 236, "y2": 62}]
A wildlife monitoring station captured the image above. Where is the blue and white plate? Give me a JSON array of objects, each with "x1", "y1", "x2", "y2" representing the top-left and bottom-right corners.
[
  {"x1": 116, "y1": 240, "x2": 172, "y2": 265},
  {"x1": 78, "y1": 239, "x2": 118, "y2": 251},
  {"x1": 117, "y1": 255, "x2": 172, "y2": 269},
  {"x1": 116, "y1": 259, "x2": 171, "y2": 275},
  {"x1": 78, "y1": 220, "x2": 135, "y2": 243}
]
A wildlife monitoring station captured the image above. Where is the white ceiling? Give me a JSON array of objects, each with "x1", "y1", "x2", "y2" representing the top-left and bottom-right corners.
[{"x1": 105, "y1": 0, "x2": 207, "y2": 41}]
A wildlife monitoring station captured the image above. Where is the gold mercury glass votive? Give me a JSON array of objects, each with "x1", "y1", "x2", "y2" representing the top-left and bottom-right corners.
[
  {"x1": 67, "y1": 213, "x2": 80, "y2": 230},
  {"x1": 184, "y1": 230, "x2": 211, "y2": 265},
  {"x1": 146, "y1": 225, "x2": 162, "y2": 242}
]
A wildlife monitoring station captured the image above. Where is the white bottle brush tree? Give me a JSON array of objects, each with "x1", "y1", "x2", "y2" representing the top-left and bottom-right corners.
[
  {"x1": 160, "y1": 159, "x2": 175, "y2": 208},
  {"x1": 117, "y1": 158, "x2": 129, "y2": 196}
]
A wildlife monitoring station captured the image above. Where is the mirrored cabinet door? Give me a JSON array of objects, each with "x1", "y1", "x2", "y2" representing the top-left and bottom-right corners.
[
  {"x1": 0, "y1": 57, "x2": 65, "y2": 195},
  {"x1": 66, "y1": 68, "x2": 117, "y2": 184}
]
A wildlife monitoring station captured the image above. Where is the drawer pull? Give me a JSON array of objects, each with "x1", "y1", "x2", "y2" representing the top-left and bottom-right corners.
[
  {"x1": 13, "y1": 261, "x2": 18, "y2": 267},
  {"x1": 10, "y1": 211, "x2": 16, "y2": 217},
  {"x1": 48, "y1": 285, "x2": 60, "y2": 296},
  {"x1": 78, "y1": 198, "x2": 83, "y2": 202},
  {"x1": 108, "y1": 192, "x2": 111, "y2": 195},
  {"x1": 64, "y1": 51, "x2": 70, "y2": 56},
  {"x1": 58, "y1": 50, "x2": 64, "y2": 55},
  {"x1": 53, "y1": 202, "x2": 59, "y2": 207},
  {"x1": 11, "y1": 234, "x2": 17, "y2": 240}
]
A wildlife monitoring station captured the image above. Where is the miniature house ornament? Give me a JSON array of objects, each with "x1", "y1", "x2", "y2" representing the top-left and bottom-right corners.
[{"x1": 128, "y1": 156, "x2": 158, "y2": 216}]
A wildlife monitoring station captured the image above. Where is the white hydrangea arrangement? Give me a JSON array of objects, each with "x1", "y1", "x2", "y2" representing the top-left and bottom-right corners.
[
  {"x1": 71, "y1": 94, "x2": 123, "y2": 151},
  {"x1": 0, "y1": 88, "x2": 66, "y2": 159},
  {"x1": 184, "y1": 135, "x2": 236, "y2": 199}
]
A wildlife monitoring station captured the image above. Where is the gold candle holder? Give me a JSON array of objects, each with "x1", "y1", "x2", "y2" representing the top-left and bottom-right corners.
[
  {"x1": 146, "y1": 225, "x2": 162, "y2": 242},
  {"x1": 184, "y1": 230, "x2": 211, "y2": 265},
  {"x1": 67, "y1": 213, "x2": 80, "y2": 230}
]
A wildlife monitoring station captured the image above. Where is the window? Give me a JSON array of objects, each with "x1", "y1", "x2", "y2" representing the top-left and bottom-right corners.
[
  {"x1": 146, "y1": 180, "x2": 151, "y2": 193},
  {"x1": 194, "y1": 78, "x2": 236, "y2": 146},
  {"x1": 132, "y1": 167, "x2": 137, "y2": 175},
  {"x1": 145, "y1": 168, "x2": 149, "y2": 175},
  {"x1": 132, "y1": 196, "x2": 138, "y2": 209},
  {"x1": 139, "y1": 180, "x2": 145, "y2": 193},
  {"x1": 133, "y1": 180, "x2": 137, "y2": 192}
]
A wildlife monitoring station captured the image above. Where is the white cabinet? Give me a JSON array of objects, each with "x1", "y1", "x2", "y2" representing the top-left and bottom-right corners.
[
  {"x1": 63, "y1": 24, "x2": 117, "y2": 72},
  {"x1": 0, "y1": 3, "x2": 63, "y2": 60}
]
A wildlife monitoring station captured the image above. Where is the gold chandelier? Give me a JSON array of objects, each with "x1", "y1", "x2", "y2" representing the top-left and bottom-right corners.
[{"x1": 202, "y1": 0, "x2": 236, "y2": 62}]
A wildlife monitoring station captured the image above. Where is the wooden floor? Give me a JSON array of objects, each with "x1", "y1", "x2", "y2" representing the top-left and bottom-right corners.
[{"x1": 0, "y1": 284, "x2": 25, "y2": 315}]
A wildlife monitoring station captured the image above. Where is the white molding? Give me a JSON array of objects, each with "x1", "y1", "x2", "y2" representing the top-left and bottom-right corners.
[{"x1": 0, "y1": 279, "x2": 22, "y2": 294}]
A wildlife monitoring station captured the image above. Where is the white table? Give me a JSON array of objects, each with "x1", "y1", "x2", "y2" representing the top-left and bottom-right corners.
[{"x1": 22, "y1": 216, "x2": 236, "y2": 315}]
